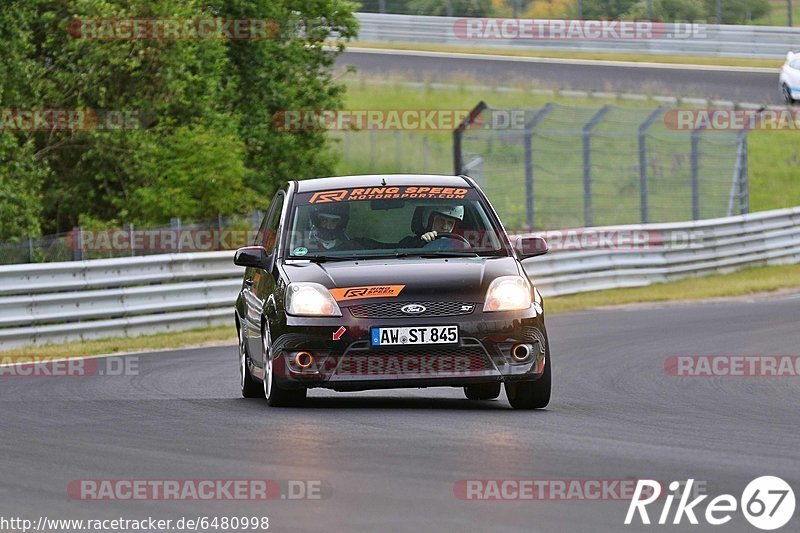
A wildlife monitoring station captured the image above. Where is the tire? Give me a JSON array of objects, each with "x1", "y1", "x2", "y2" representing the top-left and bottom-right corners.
[
  {"x1": 262, "y1": 321, "x2": 307, "y2": 407},
  {"x1": 239, "y1": 323, "x2": 263, "y2": 398},
  {"x1": 505, "y1": 356, "x2": 551, "y2": 410},
  {"x1": 782, "y1": 84, "x2": 794, "y2": 105},
  {"x1": 464, "y1": 382, "x2": 501, "y2": 400}
]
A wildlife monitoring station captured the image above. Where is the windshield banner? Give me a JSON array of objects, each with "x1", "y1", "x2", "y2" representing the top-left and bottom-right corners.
[{"x1": 301, "y1": 186, "x2": 473, "y2": 205}]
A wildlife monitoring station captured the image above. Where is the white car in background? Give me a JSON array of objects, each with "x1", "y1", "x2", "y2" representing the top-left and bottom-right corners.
[{"x1": 779, "y1": 51, "x2": 800, "y2": 104}]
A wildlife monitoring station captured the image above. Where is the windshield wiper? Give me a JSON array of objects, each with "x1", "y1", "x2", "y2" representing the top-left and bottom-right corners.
[
  {"x1": 291, "y1": 255, "x2": 353, "y2": 262},
  {"x1": 295, "y1": 253, "x2": 403, "y2": 262},
  {"x1": 404, "y1": 251, "x2": 480, "y2": 258}
]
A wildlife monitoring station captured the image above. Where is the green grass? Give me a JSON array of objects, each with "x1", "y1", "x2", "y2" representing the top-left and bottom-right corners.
[
  {"x1": 351, "y1": 43, "x2": 782, "y2": 69},
  {"x1": 547, "y1": 263, "x2": 800, "y2": 313},
  {"x1": 2, "y1": 264, "x2": 798, "y2": 358},
  {"x1": 754, "y1": 0, "x2": 799, "y2": 26},
  {"x1": 0, "y1": 325, "x2": 235, "y2": 360},
  {"x1": 748, "y1": 130, "x2": 800, "y2": 211}
]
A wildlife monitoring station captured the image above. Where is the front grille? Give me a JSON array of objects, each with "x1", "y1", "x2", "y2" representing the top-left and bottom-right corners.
[
  {"x1": 349, "y1": 301, "x2": 477, "y2": 318},
  {"x1": 335, "y1": 338, "x2": 495, "y2": 377}
]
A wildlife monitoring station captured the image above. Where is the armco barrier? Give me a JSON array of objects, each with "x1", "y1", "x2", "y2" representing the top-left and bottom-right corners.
[
  {"x1": 1, "y1": 207, "x2": 799, "y2": 348},
  {"x1": 355, "y1": 13, "x2": 800, "y2": 59}
]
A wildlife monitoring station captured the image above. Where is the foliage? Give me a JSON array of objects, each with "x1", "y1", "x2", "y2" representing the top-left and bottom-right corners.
[
  {"x1": 407, "y1": 0, "x2": 496, "y2": 16},
  {"x1": 0, "y1": 0, "x2": 357, "y2": 238}
]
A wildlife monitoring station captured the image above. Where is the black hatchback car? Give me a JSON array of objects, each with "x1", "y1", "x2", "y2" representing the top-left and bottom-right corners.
[{"x1": 234, "y1": 174, "x2": 551, "y2": 409}]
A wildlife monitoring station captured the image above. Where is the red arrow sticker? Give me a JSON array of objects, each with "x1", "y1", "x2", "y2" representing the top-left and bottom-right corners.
[{"x1": 332, "y1": 326, "x2": 346, "y2": 341}]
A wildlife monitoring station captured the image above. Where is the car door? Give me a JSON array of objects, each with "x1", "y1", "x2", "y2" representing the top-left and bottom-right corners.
[{"x1": 244, "y1": 191, "x2": 285, "y2": 365}]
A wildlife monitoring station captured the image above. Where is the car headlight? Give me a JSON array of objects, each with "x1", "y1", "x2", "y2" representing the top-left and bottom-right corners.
[
  {"x1": 286, "y1": 282, "x2": 342, "y2": 317},
  {"x1": 483, "y1": 276, "x2": 532, "y2": 312}
]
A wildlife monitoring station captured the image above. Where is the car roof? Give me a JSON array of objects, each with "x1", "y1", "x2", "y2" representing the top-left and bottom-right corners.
[{"x1": 294, "y1": 174, "x2": 471, "y2": 193}]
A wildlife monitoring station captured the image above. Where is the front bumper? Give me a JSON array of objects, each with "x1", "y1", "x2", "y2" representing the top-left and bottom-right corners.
[{"x1": 269, "y1": 306, "x2": 548, "y2": 391}]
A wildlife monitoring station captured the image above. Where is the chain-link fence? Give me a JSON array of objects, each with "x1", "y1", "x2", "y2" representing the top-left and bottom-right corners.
[
  {"x1": 333, "y1": 130, "x2": 452, "y2": 176},
  {"x1": 455, "y1": 102, "x2": 749, "y2": 231},
  {"x1": 0, "y1": 212, "x2": 264, "y2": 266}
]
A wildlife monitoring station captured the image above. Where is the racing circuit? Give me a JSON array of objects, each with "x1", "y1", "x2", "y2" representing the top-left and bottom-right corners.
[
  {"x1": 2, "y1": 43, "x2": 799, "y2": 533},
  {"x1": 340, "y1": 48, "x2": 780, "y2": 104},
  {"x1": 2, "y1": 294, "x2": 799, "y2": 531}
]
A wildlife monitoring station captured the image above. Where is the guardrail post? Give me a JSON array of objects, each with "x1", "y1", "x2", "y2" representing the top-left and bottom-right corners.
[
  {"x1": 25, "y1": 237, "x2": 33, "y2": 263},
  {"x1": 638, "y1": 107, "x2": 666, "y2": 224},
  {"x1": 453, "y1": 101, "x2": 488, "y2": 175},
  {"x1": 583, "y1": 105, "x2": 613, "y2": 227},
  {"x1": 690, "y1": 125, "x2": 705, "y2": 220},
  {"x1": 524, "y1": 103, "x2": 555, "y2": 230},
  {"x1": 171, "y1": 217, "x2": 181, "y2": 254},
  {"x1": 728, "y1": 128, "x2": 750, "y2": 216},
  {"x1": 739, "y1": 130, "x2": 750, "y2": 214},
  {"x1": 217, "y1": 213, "x2": 224, "y2": 251},
  {"x1": 126, "y1": 223, "x2": 135, "y2": 256}
]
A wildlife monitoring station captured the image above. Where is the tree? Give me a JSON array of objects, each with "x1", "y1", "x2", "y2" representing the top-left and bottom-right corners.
[
  {"x1": 626, "y1": 0, "x2": 706, "y2": 20},
  {"x1": 580, "y1": 0, "x2": 641, "y2": 18},
  {"x1": 217, "y1": 0, "x2": 358, "y2": 200},
  {"x1": 408, "y1": 0, "x2": 496, "y2": 16},
  {"x1": 0, "y1": 0, "x2": 358, "y2": 237},
  {"x1": 703, "y1": 0, "x2": 769, "y2": 22}
]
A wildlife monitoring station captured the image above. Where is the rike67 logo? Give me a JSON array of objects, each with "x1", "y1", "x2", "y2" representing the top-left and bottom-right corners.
[{"x1": 625, "y1": 477, "x2": 795, "y2": 530}]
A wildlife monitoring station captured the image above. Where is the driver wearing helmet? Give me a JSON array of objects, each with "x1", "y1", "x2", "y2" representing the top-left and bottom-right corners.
[
  {"x1": 400, "y1": 204, "x2": 465, "y2": 248},
  {"x1": 308, "y1": 203, "x2": 351, "y2": 251}
]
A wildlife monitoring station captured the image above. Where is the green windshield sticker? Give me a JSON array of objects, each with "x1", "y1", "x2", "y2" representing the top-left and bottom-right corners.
[{"x1": 292, "y1": 246, "x2": 308, "y2": 256}]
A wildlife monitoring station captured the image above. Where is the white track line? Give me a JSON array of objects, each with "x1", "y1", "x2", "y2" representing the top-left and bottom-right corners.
[{"x1": 347, "y1": 46, "x2": 778, "y2": 74}]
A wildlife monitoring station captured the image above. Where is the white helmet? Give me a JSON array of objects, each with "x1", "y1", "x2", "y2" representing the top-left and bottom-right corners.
[{"x1": 423, "y1": 205, "x2": 464, "y2": 222}]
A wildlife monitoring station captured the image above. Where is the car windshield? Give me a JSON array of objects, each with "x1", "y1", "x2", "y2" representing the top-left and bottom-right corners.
[{"x1": 285, "y1": 185, "x2": 508, "y2": 260}]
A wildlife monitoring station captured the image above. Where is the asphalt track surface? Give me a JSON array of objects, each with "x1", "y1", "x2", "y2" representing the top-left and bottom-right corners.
[
  {"x1": 2, "y1": 294, "x2": 799, "y2": 532},
  {"x1": 339, "y1": 49, "x2": 782, "y2": 105}
]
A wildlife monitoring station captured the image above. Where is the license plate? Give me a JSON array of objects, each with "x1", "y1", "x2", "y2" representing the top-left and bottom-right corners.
[{"x1": 371, "y1": 326, "x2": 458, "y2": 346}]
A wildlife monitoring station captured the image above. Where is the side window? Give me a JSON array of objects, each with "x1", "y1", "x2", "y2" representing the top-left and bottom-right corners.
[
  {"x1": 253, "y1": 191, "x2": 285, "y2": 253},
  {"x1": 262, "y1": 193, "x2": 285, "y2": 254},
  {"x1": 254, "y1": 214, "x2": 269, "y2": 247}
]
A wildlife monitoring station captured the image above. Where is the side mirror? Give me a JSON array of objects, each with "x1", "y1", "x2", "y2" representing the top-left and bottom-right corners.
[
  {"x1": 234, "y1": 246, "x2": 272, "y2": 269},
  {"x1": 515, "y1": 236, "x2": 548, "y2": 259}
]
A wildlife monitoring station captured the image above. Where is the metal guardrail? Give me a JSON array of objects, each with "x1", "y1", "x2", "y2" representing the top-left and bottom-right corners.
[
  {"x1": 355, "y1": 13, "x2": 800, "y2": 59},
  {"x1": 0, "y1": 206, "x2": 798, "y2": 349}
]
